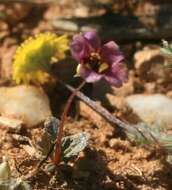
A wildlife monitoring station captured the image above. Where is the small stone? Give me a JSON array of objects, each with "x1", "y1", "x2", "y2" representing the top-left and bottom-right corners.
[
  {"x1": 52, "y1": 19, "x2": 78, "y2": 32},
  {"x1": 0, "y1": 85, "x2": 52, "y2": 127},
  {"x1": 126, "y1": 94, "x2": 172, "y2": 129}
]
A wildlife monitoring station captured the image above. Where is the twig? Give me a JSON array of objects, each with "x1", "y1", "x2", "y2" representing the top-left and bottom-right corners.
[
  {"x1": 59, "y1": 80, "x2": 166, "y2": 145},
  {"x1": 59, "y1": 80, "x2": 136, "y2": 132},
  {"x1": 61, "y1": 81, "x2": 172, "y2": 154}
]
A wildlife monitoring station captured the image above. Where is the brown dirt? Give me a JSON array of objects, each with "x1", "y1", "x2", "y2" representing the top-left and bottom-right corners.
[{"x1": 1, "y1": 118, "x2": 172, "y2": 190}]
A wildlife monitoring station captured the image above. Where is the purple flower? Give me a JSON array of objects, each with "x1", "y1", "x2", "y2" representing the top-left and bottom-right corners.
[{"x1": 70, "y1": 31, "x2": 127, "y2": 87}]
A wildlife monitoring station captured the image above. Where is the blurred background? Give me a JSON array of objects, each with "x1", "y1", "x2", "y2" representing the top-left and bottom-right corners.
[{"x1": 1, "y1": 0, "x2": 172, "y2": 79}]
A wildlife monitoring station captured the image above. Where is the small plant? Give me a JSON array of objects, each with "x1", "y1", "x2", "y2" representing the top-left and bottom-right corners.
[
  {"x1": 12, "y1": 117, "x2": 89, "y2": 164},
  {"x1": 10, "y1": 30, "x2": 172, "y2": 180},
  {"x1": 53, "y1": 31, "x2": 127, "y2": 164},
  {"x1": 161, "y1": 40, "x2": 172, "y2": 67},
  {"x1": 161, "y1": 40, "x2": 172, "y2": 55},
  {"x1": 13, "y1": 33, "x2": 69, "y2": 84},
  {"x1": 12, "y1": 31, "x2": 127, "y2": 167}
]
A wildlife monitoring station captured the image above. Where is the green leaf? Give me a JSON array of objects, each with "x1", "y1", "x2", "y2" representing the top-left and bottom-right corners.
[
  {"x1": 32, "y1": 117, "x2": 60, "y2": 158},
  {"x1": 127, "y1": 122, "x2": 172, "y2": 152},
  {"x1": 43, "y1": 116, "x2": 60, "y2": 142},
  {"x1": 61, "y1": 132, "x2": 90, "y2": 162},
  {"x1": 161, "y1": 47, "x2": 172, "y2": 56}
]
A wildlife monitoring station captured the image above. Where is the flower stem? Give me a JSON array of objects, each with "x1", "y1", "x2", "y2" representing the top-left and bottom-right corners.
[{"x1": 53, "y1": 80, "x2": 86, "y2": 165}]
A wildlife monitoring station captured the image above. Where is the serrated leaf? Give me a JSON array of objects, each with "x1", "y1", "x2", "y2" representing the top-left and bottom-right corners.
[
  {"x1": 61, "y1": 132, "x2": 90, "y2": 162},
  {"x1": 35, "y1": 117, "x2": 60, "y2": 157},
  {"x1": 44, "y1": 116, "x2": 60, "y2": 141},
  {"x1": 20, "y1": 117, "x2": 60, "y2": 159},
  {"x1": 12, "y1": 117, "x2": 90, "y2": 164}
]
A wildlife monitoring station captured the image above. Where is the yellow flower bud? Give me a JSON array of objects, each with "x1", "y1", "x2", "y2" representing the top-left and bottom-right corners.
[{"x1": 13, "y1": 33, "x2": 69, "y2": 84}]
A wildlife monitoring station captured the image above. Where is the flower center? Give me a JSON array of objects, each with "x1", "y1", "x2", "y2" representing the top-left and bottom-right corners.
[{"x1": 84, "y1": 52, "x2": 109, "y2": 73}]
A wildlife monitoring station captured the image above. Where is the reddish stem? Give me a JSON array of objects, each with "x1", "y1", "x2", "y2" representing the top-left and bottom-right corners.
[{"x1": 53, "y1": 80, "x2": 85, "y2": 164}]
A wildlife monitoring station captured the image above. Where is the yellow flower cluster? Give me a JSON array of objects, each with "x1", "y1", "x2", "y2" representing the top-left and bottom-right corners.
[{"x1": 13, "y1": 33, "x2": 69, "y2": 84}]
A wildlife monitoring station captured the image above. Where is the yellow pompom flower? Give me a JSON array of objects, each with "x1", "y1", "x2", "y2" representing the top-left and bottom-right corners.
[{"x1": 13, "y1": 33, "x2": 69, "y2": 84}]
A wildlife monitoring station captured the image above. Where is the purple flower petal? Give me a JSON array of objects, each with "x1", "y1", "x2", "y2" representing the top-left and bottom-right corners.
[
  {"x1": 101, "y1": 41, "x2": 124, "y2": 64},
  {"x1": 71, "y1": 31, "x2": 127, "y2": 87},
  {"x1": 104, "y1": 62, "x2": 127, "y2": 87},
  {"x1": 111, "y1": 62, "x2": 128, "y2": 82},
  {"x1": 104, "y1": 74, "x2": 123, "y2": 87},
  {"x1": 83, "y1": 31, "x2": 101, "y2": 50},
  {"x1": 70, "y1": 34, "x2": 91, "y2": 62},
  {"x1": 79, "y1": 64, "x2": 103, "y2": 83}
]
